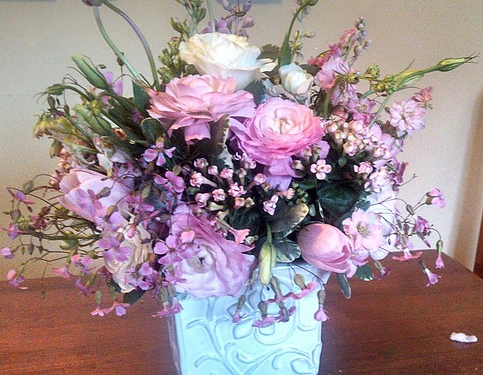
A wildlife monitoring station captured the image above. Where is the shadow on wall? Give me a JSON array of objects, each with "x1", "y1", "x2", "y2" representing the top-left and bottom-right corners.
[{"x1": 453, "y1": 90, "x2": 483, "y2": 269}]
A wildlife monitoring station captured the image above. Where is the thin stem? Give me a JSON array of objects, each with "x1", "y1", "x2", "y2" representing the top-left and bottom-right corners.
[
  {"x1": 92, "y1": 6, "x2": 141, "y2": 83},
  {"x1": 205, "y1": 0, "x2": 216, "y2": 34},
  {"x1": 369, "y1": 95, "x2": 392, "y2": 128},
  {"x1": 103, "y1": 1, "x2": 161, "y2": 91}
]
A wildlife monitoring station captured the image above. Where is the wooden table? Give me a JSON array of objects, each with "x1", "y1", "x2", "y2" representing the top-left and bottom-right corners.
[{"x1": 1, "y1": 251, "x2": 482, "y2": 375}]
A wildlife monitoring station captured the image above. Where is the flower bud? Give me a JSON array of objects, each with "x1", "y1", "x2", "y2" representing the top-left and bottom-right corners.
[
  {"x1": 46, "y1": 84, "x2": 65, "y2": 96},
  {"x1": 436, "y1": 56, "x2": 474, "y2": 72},
  {"x1": 72, "y1": 55, "x2": 109, "y2": 90}
]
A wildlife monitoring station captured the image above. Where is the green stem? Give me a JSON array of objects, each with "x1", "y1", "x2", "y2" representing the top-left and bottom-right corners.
[
  {"x1": 103, "y1": 1, "x2": 161, "y2": 91},
  {"x1": 279, "y1": 0, "x2": 314, "y2": 66},
  {"x1": 93, "y1": 6, "x2": 141, "y2": 83},
  {"x1": 205, "y1": 0, "x2": 216, "y2": 34},
  {"x1": 369, "y1": 95, "x2": 392, "y2": 127}
]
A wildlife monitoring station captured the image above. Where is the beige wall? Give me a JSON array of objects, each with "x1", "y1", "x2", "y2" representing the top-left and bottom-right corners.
[{"x1": 1, "y1": 0, "x2": 483, "y2": 279}]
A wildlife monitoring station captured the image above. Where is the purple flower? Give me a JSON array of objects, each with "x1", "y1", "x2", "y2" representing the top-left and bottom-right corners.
[
  {"x1": 426, "y1": 188, "x2": 446, "y2": 209},
  {"x1": 423, "y1": 267, "x2": 441, "y2": 287},
  {"x1": 435, "y1": 252, "x2": 445, "y2": 269},
  {"x1": 1, "y1": 247, "x2": 14, "y2": 260}
]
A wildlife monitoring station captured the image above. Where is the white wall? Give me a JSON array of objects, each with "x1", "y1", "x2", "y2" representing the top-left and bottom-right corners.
[{"x1": 1, "y1": 0, "x2": 483, "y2": 279}]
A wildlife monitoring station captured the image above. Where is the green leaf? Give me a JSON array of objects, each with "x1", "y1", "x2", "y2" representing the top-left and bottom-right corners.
[
  {"x1": 123, "y1": 288, "x2": 147, "y2": 305},
  {"x1": 355, "y1": 264, "x2": 374, "y2": 281},
  {"x1": 273, "y1": 237, "x2": 301, "y2": 263},
  {"x1": 267, "y1": 202, "x2": 309, "y2": 233},
  {"x1": 141, "y1": 118, "x2": 166, "y2": 143},
  {"x1": 336, "y1": 273, "x2": 351, "y2": 299},
  {"x1": 133, "y1": 81, "x2": 151, "y2": 111},
  {"x1": 244, "y1": 80, "x2": 267, "y2": 106},
  {"x1": 259, "y1": 241, "x2": 277, "y2": 285},
  {"x1": 259, "y1": 44, "x2": 280, "y2": 61},
  {"x1": 317, "y1": 183, "x2": 362, "y2": 218}
]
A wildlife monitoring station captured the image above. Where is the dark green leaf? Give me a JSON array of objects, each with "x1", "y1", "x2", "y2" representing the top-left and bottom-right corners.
[
  {"x1": 259, "y1": 44, "x2": 280, "y2": 61},
  {"x1": 123, "y1": 288, "x2": 147, "y2": 305},
  {"x1": 317, "y1": 183, "x2": 362, "y2": 218},
  {"x1": 336, "y1": 273, "x2": 351, "y2": 299},
  {"x1": 355, "y1": 264, "x2": 374, "y2": 281},
  {"x1": 244, "y1": 80, "x2": 267, "y2": 106},
  {"x1": 273, "y1": 238, "x2": 301, "y2": 263},
  {"x1": 133, "y1": 81, "x2": 152, "y2": 111},
  {"x1": 267, "y1": 202, "x2": 309, "y2": 233},
  {"x1": 141, "y1": 118, "x2": 166, "y2": 143}
]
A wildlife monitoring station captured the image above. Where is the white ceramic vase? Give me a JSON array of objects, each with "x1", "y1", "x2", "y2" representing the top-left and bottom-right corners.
[{"x1": 168, "y1": 263, "x2": 330, "y2": 375}]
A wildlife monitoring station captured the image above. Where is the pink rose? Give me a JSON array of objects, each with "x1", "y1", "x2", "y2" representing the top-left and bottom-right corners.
[
  {"x1": 59, "y1": 169, "x2": 132, "y2": 222},
  {"x1": 148, "y1": 75, "x2": 255, "y2": 144},
  {"x1": 162, "y1": 206, "x2": 255, "y2": 298},
  {"x1": 297, "y1": 223, "x2": 352, "y2": 273},
  {"x1": 231, "y1": 98, "x2": 324, "y2": 190}
]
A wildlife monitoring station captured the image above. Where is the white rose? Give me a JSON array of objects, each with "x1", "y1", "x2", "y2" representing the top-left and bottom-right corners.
[
  {"x1": 179, "y1": 32, "x2": 275, "y2": 90},
  {"x1": 279, "y1": 63, "x2": 314, "y2": 97},
  {"x1": 103, "y1": 223, "x2": 151, "y2": 293}
]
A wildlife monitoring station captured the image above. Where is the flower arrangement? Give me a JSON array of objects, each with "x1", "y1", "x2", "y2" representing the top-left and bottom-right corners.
[{"x1": 2, "y1": 0, "x2": 471, "y2": 324}]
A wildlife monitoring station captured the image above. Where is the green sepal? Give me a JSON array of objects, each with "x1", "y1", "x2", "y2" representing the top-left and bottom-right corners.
[{"x1": 259, "y1": 240, "x2": 277, "y2": 285}]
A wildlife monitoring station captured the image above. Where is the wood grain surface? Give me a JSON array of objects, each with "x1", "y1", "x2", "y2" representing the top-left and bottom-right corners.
[{"x1": 1, "y1": 251, "x2": 482, "y2": 375}]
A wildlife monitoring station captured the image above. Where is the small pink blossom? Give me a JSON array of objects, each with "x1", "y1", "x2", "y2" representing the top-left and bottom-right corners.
[
  {"x1": 392, "y1": 249, "x2": 423, "y2": 262},
  {"x1": 220, "y1": 168, "x2": 234, "y2": 181},
  {"x1": 310, "y1": 159, "x2": 332, "y2": 180},
  {"x1": 253, "y1": 173, "x2": 267, "y2": 185},
  {"x1": 7, "y1": 188, "x2": 35, "y2": 205},
  {"x1": 53, "y1": 264, "x2": 71, "y2": 279},
  {"x1": 343, "y1": 209, "x2": 383, "y2": 253},
  {"x1": 212, "y1": 189, "x2": 226, "y2": 202},
  {"x1": 389, "y1": 99, "x2": 426, "y2": 137},
  {"x1": 263, "y1": 195, "x2": 279, "y2": 215},
  {"x1": 195, "y1": 193, "x2": 210, "y2": 207},
  {"x1": 354, "y1": 162, "x2": 373, "y2": 176},
  {"x1": 228, "y1": 183, "x2": 246, "y2": 197}
]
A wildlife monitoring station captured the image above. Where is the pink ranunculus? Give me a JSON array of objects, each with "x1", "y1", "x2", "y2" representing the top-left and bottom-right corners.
[
  {"x1": 166, "y1": 206, "x2": 255, "y2": 298},
  {"x1": 297, "y1": 223, "x2": 352, "y2": 273},
  {"x1": 147, "y1": 75, "x2": 255, "y2": 144},
  {"x1": 58, "y1": 169, "x2": 132, "y2": 222},
  {"x1": 231, "y1": 97, "x2": 324, "y2": 190}
]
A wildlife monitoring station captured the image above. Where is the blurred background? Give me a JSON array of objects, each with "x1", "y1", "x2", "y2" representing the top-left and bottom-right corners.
[{"x1": 1, "y1": 0, "x2": 482, "y2": 278}]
